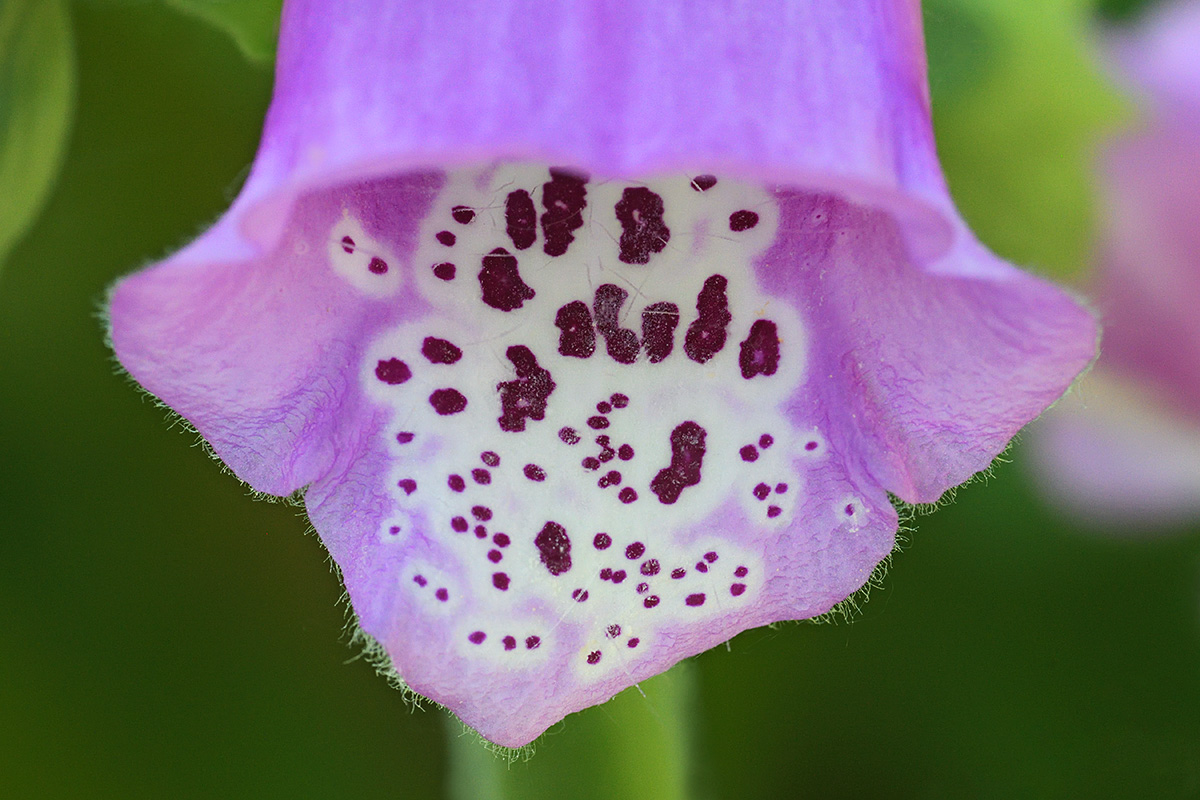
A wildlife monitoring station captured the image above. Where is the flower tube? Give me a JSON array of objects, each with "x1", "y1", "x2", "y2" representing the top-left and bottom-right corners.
[{"x1": 108, "y1": 0, "x2": 1097, "y2": 746}]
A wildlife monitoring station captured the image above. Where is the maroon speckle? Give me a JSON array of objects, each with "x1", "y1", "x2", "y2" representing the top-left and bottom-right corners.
[
  {"x1": 767, "y1": 506, "x2": 782, "y2": 518},
  {"x1": 586, "y1": 650, "x2": 602, "y2": 665},
  {"x1": 582, "y1": 457, "x2": 600, "y2": 471},
  {"x1": 593, "y1": 284, "x2": 639, "y2": 364},
  {"x1": 671, "y1": 568, "x2": 686, "y2": 579},
  {"x1": 684, "y1": 275, "x2": 731, "y2": 364},
  {"x1": 735, "y1": 566, "x2": 748, "y2": 577},
  {"x1": 480, "y1": 451, "x2": 500, "y2": 467},
  {"x1": 397, "y1": 479, "x2": 417, "y2": 496},
  {"x1": 474, "y1": 525, "x2": 487, "y2": 539},
  {"x1": 685, "y1": 593, "x2": 706, "y2": 607},
  {"x1": 523, "y1": 464, "x2": 546, "y2": 482},
  {"x1": 617, "y1": 444, "x2": 634, "y2": 461},
  {"x1": 493, "y1": 533, "x2": 510, "y2": 547},
  {"x1": 492, "y1": 572, "x2": 510, "y2": 590},
  {"x1": 436, "y1": 230, "x2": 456, "y2": 246},
  {"x1": 526, "y1": 636, "x2": 541, "y2": 650},
  {"x1": 704, "y1": 552, "x2": 718, "y2": 563},
  {"x1": 618, "y1": 487, "x2": 638, "y2": 504},
  {"x1": 479, "y1": 247, "x2": 535, "y2": 312},
  {"x1": 599, "y1": 568, "x2": 613, "y2": 580},
  {"x1": 729, "y1": 210, "x2": 759, "y2": 231},
  {"x1": 845, "y1": 504, "x2": 856, "y2": 516},
  {"x1": 731, "y1": 583, "x2": 746, "y2": 597},
  {"x1": 641, "y1": 559, "x2": 660, "y2": 576},
  {"x1": 643, "y1": 596, "x2": 660, "y2": 609},
  {"x1": 625, "y1": 542, "x2": 645, "y2": 560},
  {"x1": 375, "y1": 358, "x2": 411, "y2": 385},
  {"x1": 341, "y1": 235, "x2": 355, "y2": 253},
  {"x1": 775, "y1": 483, "x2": 788, "y2": 494},
  {"x1": 472, "y1": 506, "x2": 492, "y2": 521},
  {"x1": 615, "y1": 186, "x2": 670, "y2": 264},
  {"x1": 497, "y1": 345, "x2": 555, "y2": 432},
  {"x1": 598, "y1": 470, "x2": 621, "y2": 488},
  {"x1": 503, "y1": 635, "x2": 517, "y2": 651},
  {"x1": 739, "y1": 320, "x2": 781, "y2": 380},
  {"x1": 488, "y1": 550, "x2": 502, "y2": 563},
  {"x1": 642, "y1": 301, "x2": 680, "y2": 363},
  {"x1": 448, "y1": 474, "x2": 466, "y2": 492},
  {"x1": 805, "y1": 440, "x2": 819, "y2": 451},
  {"x1": 628, "y1": 637, "x2": 640, "y2": 648},
  {"x1": 572, "y1": 588, "x2": 589, "y2": 602},
  {"x1": 505, "y1": 189, "x2": 537, "y2": 250},
  {"x1": 471, "y1": 468, "x2": 491, "y2": 485},
  {"x1": 691, "y1": 174, "x2": 717, "y2": 192},
  {"x1": 555, "y1": 301, "x2": 596, "y2": 358},
  {"x1": 753, "y1": 483, "x2": 770, "y2": 501},
  {"x1": 606, "y1": 624, "x2": 621, "y2": 638},
  {"x1": 432, "y1": 262, "x2": 456, "y2": 281},
  {"x1": 593, "y1": 532, "x2": 612, "y2": 550},
  {"x1": 436, "y1": 588, "x2": 449, "y2": 601},
  {"x1": 368, "y1": 257, "x2": 388, "y2": 274},
  {"x1": 596, "y1": 435, "x2": 610, "y2": 445},
  {"x1": 451, "y1": 516, "x2": 468, "y2": 533},
  {"x1": 429, "y1": 388, "x2": 468, "y2": 415},
  {"x1": 740, "y1": 445, "x2": 759, "y2": 462},
  {"x1": 611, "y1": 393, "x2": 629, "y2": 408},
  {"x1": 452, "y1": 205, "x2": 476, "y2": 224},
  {"x1": 587, "y1": 415, "x2": 609, "y2": 430},
  {"x1": 760, "y1": 434, "x2": 774, "y2": 449},
  {"x1": 541, "y1": 168, "x2": 588, "y2": 256},
  {"x1": 651, "y1": 421, "x2": 707, "y2": 505},
  {"x1": 535, "y1": 521, "x2": 572, "y2": 575},
  {"x1": 596, "y1": 401, "x2": 612, "y2": 414},
  {"x1": 611, "y1": 570, "x2": 627, "y2": 584},
  {"x1": 468, "y1": 631, "x2": 486, "y2": 644},
  {"x1": 389, "y1": 525, "x2": 400, "y2": 535},
  {"x1": 559, "y1": 427, "x2": 580, "y2": 445},
  {"x1": 636, "y1": 582, "x2": 649, "y2": 594},
  {"x1": 396, "y1": 431, "x2": 415, "y2": 444},
  {"x1": 413, "y1": 574, "x2": 427, "y2": 587},
  {"x1": 422, "y1": 337, "x2": 463, "y2": 365},
  {"x1": 695, "y1": 561, "x2": 709, "y2": 574}
]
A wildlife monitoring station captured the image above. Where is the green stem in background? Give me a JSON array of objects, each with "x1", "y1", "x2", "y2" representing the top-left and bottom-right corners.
[{"x1": 446, "y1": 662, "x2": 698, "y2": 800}]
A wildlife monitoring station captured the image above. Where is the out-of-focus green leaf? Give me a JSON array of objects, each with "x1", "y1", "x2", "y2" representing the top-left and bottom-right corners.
[
  {"x1": 925, "y1": 0, "x2": 995, "y2": 106},
  {"x1": 0, "y1": 0, "x2": 74, "y2": 270},
  {"x1": 931, "y1": 0, "x2": 1130, "y2": 281},
  {"x1": 165, "y1": 0, "x2": 282, "y2": 63}
]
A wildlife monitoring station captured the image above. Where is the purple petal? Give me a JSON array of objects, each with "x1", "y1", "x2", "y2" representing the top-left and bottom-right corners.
[{"x1": 108, "y1": 0, "x2": 1096, "y2": 747}]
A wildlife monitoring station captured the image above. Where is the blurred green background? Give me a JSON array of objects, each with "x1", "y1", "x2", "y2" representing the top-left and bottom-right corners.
[{"x1": 3, "y1": 0, "x2": 1199, "y2": 797}]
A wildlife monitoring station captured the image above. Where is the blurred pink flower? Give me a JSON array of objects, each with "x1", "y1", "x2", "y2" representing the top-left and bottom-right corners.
[
  {"x1": 107, "y1": 0, "x2": 1095, "y2": 745},
  {"x1": 1031, "y1": 0, "x2": 1200, "y2": 527}
]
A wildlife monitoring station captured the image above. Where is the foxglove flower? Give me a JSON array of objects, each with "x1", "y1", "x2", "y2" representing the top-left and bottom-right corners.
[
  {"x1": 1031, "y1": 0, "x2": 1200, "y2": 526},
  {"x1": 108, "y1": 0, "x2": 1097, "y2": 746}
]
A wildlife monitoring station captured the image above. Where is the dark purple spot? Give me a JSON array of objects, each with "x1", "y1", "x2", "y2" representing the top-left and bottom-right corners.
[
  {"x1": 341, "y1": 235, "x2": 355, "y2": 253},
  {"x1": 845, "y1": 504, "x2": 856, "y2": 516},
  {"x1": 594, "y1": 532, "x2": 612, "y2": 550},
  {"x1": 493, "y1": 533, "x2": 510, "y2": 547},
  {"x1": 368, "y1": 257, "x2": 388, "y2": 274},
  {"x1": 760, "y1": 434, "x2": 774, "y2": 449},
  {"x1": 640, "y1": 559, "x2": 660, "y2": 576},
  {"x1": 695, "y1": 561, "x2": 709, "y2": 574},
  {"x1": 541, "y1": 168, "x2": 589, "y2": 257},
  {"x1": 452, "y1": 205, "x2": 476, "y2": 224},
  {"x1": 618, "y1": 487, "x2": 638, "y2": 504},
  {"x1": 436, "y1": 230, "x2": 456, "y2": 246},
  {"x1": 497, "y1": 345, "x2": 555, "y2": 432},
  {"x1": 397, "y1": 479, "x2": 417, "y2": 496},
  {"x1": 753, "y1": 483, "x2": 770, "y2": 501},
  {"x1": 429, "y1": 388, "x2": 468, "y2": 415},
  {"x1": 628, "y1": 637, "x2": 640, "y2": 648},
  {"x1": 596, "y1": 435, "x2": 610, "y2": 445},
  {"x1": 593, "y1": 284, "x2": 640, "y2": 364},
  {"x1": 555, "y1": 301, "x2": 596, "y2": 358},
  {"x1": 739, "y1": 320, "x2": 781, "y2": 379},
  {"x1": 587, "y1": 415, "x2": 609, "y2": 430},
  {"x1": 432, "y1": 262, "x2": 456, "y2": 281},
  {"x1": 582, "y1": 457, "x2": 600, "y2": 471},
  {"x1": 523, "y1": 464, "x2": 546, "y2": 482},
  {"x1": 735, "y1": 566, "x2": 748, "y2": 577},
  {"x1": 505, "y1": 189, "x2": 537, "y2": 250},
  {"x1": 611, "y1": 393, "x2": 629, "y2": 408},
  {"x1": 651, "y1": 421, "x2": 707, "y2": 505},
  {"x1": 606, "y1": 624, "x2": 621, "y2": 638},
  {"x1": 767, "y1": 506, "x2": 782, "y2": 518},
  {"x1": 730, "y1": 583, "x2": 746, "y2": 597},
  {"x1": 671, "y1": 568, "x2": 686, "y2": 579},
  {"x1": 448, "y1": 474, "x2": 466, "y2": 492},
  {"x1": 475, "y1": 526, "x2": 487, "y2": 539},
  {"x1": 596, "y1": 401, "x2": 612, "y2": 414},
  {"x1": 435, "y1": 588, "x2": 450, "y2": 602},
  {"x1": 598, "y1": 470, "x2": 622, "y2": 488},
  {"x1": 472, "y1": 506, "x2": 492, "y2": 521},
  {"x1": 480, "y1": 451, "x2": 500, "y2": 468},
  {"x1": 642, "y1": 301, "x2": 680, "y2": 363},
  {"x1": 586, "y1": 650, "x2": 602, "y2": 665},
  {"x1": 422, "y1": 337, "x2": 463, "y2": 365},
  {"x1": 740, "y1": 445, "x2": 759, "y2": 462},
  {"x1": 451, "y1": 516, "x2": 468, "y2": 533},
  {"x1": 492, "y1": 572, "x2": 510, "y2": 590},
  {"x1": 472, "y1": 468, "x2": 491, "y2": 485},
  {"x1": 488, "y1": 550, "x2": 502, "y2": 563},
  {"x1": 468, "y1": 631, "x2": 486, "y2": 644},
  {"x1": 535, "y1": 521, "x2": 572, "y2": 575},
  {"x1": 775, "y1": 483, "x2": 788, "y2": 494},
  {"x1": 559, "y1": 427, "x2": 580, "y2": 445},
  {"x1": 413, "y1": 574, "x2": 427, "y2": 587},
  {"x1": 684, "y1": 275, "x2": 731, "y2": 364},
  {"x1": 643, "y1": 595, "x2": 660, "y2": 609},
  {"x1": 389, "y1": 526, "x2": 400, "y2": 535},
  {"x1": 729, "y1": 210, "x2": 759, "y2": 232},
  {"x1": 375, "y1": 358, "x2": 412, "y2": 385},
  {"x1": 685, "y1": 593, "x2": 706, "y2": 607},
  {"x1": 805, "y1": 440, "x2": 819, "y2": 451},
  {"x1": 704, "y1": 552, "x2": 718, "y2": 563},
  {"x1": 479, "y1": 247, "x2": 535, "y2": 312},
  {"x1": 526, "y1": 636, "x2": 541, "y2": 650},
  {"x1": 615, "y1": 186, "x2": 670, "y2": 264},
  {"x1": 618, "y1": 444, "x2": 634, "y2": 461},
  {"x1": 691, "y1": 174, "x2": 717, "y2": 191},
  {"x1": 625, "y1": 542, "x2": 645, "y2": 560},
  {"x1": 396, "y1": 431, "x2": 415, "y2": 444},
  {"x1": 503, "y1": 635, "x2": 517, "y2": 651},
  {"x1": 637, "y1": 582, "x2": 649, "y2": 594},
  {"x1": 611, "y1": 570, "x2": 627, "y2": 584},
  {"x1": 572, "y1": 588, "x2": 589, "y2": 602},
  {"x1": 599, "y1": 568, "x2": 613, "y2": 580}
]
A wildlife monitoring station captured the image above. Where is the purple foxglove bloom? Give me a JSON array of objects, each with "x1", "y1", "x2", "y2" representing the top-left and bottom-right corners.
[
  {"x1": 1031, "y1": 0, "x2": 1200, "y2": 526},
  {"x1": 107, "y1": 0, "x2": 1096, "y2": 746}
]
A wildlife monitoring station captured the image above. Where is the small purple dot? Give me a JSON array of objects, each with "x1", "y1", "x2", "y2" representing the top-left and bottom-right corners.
[
  {"x1": 767, "y1": 505, "x2": 782, "y2": 518},
  {"x1": 695, "y1": 562, "x2": 709, "y2": 573},
  {"x1": 753, "y1": 483, "x2": 770, "y2": 500},
  {"x1": 644, "y1": 595, "x2": 660, "y2": 609},
  {"x1": 474, "y1": 525, "x2": 487, "y2": 539},
  {"x1": 397, "y1": 478, "x2": 417, "y2": 496},
  {"x1": 596, "y1": 401, "x2": 612, "y2": 414},
  {"x1": 685, "y1": 593, "x2": 706, "y2": 607},
  {"x1": 341, "y1": 235, "x2": 355, "y2": 253},
  {"x1": 503, "y1": 635, "x2": 517, "y2": 651},
  {"x1": 618, "y1": 444, "x2": 634, "y2": 461},
  {"x1": 492, "y1": 572, "x2": 510, "y2": 590},
  {"x1": 596, "y1": 435, "x2": 611, "y2": 446},
  {"x1": 729, "y1": 210, "x2": 759, "y2": 231},
  {"x1": 691, "y1": 174, "x2": 717, "y2": 191},
  {"x1": 452, "y1": 205, "x2": 476, "y2": 224},
  {"x1": 597, "y1": 449, "x2": 615, "y2": 463},
  {"x1": 481, "y1": 451, "x2": 500, "y2": 467},
  {"x1": 587, "y1": 650, "x2": 602, "y2": 665},
  {"x1": 610, "y1": 393, "x2": 629, "y2": 408},
  {"x1": 734, "y1": 566, "x2": 748, "y2": 578},
  {"x1": 451, "y1": 517, "x2": 468, "y2": 533},
  {"x1": 432, "y1": 262, "x2": 456, "y2": 281},
  {"x1": 436, "y1": 588, "x2": 449, "y2": 602},
  {"x1": 730, "y1": 583, "x2": 746, "y2": 597},
  {"x1": 413, "y1": 575, "x2": 427, "y2": 587},
  {"x1": 582, "y1": 457, "x2": 600, "y2": 471},
  {"x1": 628, "y1": 637, "x2": 640, "y2": 648},
  {"x1": 606, "y1": 624, "x2": 621, "y2": 638},
  {"x1": 704, "y1": 551, "x2": 718, "y2": 563},
  {"x1": 472, "y1": 505, "x2": 492, "y2": 521},
  {"x1": 559, "y1": 427, "x2": 580, "y2": 445},
  {"x1": 526, "y1": 636, "x2": 541, "y2": 650},
  {"x1": 429, "y1": 388, "x2": 467, "y2": 415},
  {"x1": 472, "y1": 468, "x2": 491, "y2": 485},
  {"x1": 619, "y1": 487, "x2": 638, "y2": 504},
  {"x1": 448, "y1": 475, "x2": 465, "y2": 492},
  {"x1": 488, "y1": 549, "x2": 502, "y2": 563},
  {"x1": 587, "y1": 416, "x2": 609, "y2": 430},
  {"x1": 368, "y1": 256, "x2": 388, "y2": 274},
  {"x1": 626, "y1": 542, "x2": 645, "y2": 559},
  {"x1": 375, "y1": 358, "x2": 411, "y2": 385},
  {"x1": 775, "y1": 483, "x2": 788, "y2": 494},
  {"x1": 641, "y1": 559, "x2": 660, "y2": 576},
  {"x1": 805, "y1": 440, "x2": 819, "y2": 451},
  {"x1": 493, "y1": 532, "x2": 510, "y2": 547},
  {"x1": 468, "y1": 631, "x2": 486, "y2": 644},
  {"x1": 637, "y1": 582, "x2": 649, "y2": 594},
  {"x1": 572, "y1": 589, "x2": 589, "y2": 602},
  {"x1": 599, "y1": 568, "x2": 613, "y2": 580},
  {"x1": 845, "y1": 504, "x2": 856, "y2": 516},
  {"x1": 523, "y1": 464, "x2": 546, "y2": 481},
  {"x1": 759, "y1": 433, "x2": 774, "y2": 449},
  {"x1": 611, "y1": 570, "x2": 627, "y2": 584},
  {"x1": 389, "y1": 525, "x2": 401, "y2": 535},
  {"x1": 396, "y1": 431, "x2": 415, "y2": 444},
  {"x1": 740, "y1": 445, "x2": 759, "y2": 462},
  {"x1": 594, "y1": 533, "x2": 612, "y2": 550},
  {"x1": 671, "y1": 568, "x2": 686, "y2": 579},
  {"x1": 436, "y1": 230, "x2": 456, "y2": 246}
]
